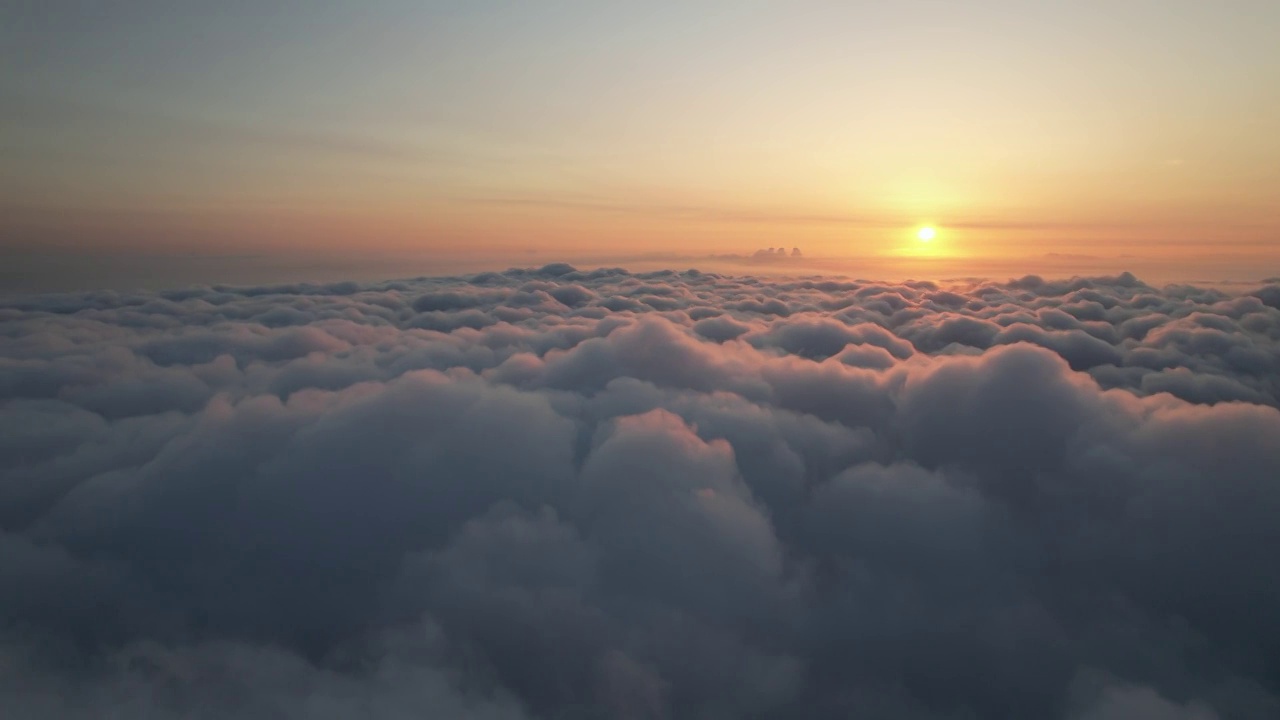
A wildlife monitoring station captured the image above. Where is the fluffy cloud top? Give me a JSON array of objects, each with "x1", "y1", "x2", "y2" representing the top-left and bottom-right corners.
[{"x1": 3, "y1": 266, "x2": 1280, "y2": 719}]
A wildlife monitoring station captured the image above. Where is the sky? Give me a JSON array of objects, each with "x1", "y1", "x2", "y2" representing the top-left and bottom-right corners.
[{"x1": 2, "y1": 1, "x2": 1279, "y2": 288}]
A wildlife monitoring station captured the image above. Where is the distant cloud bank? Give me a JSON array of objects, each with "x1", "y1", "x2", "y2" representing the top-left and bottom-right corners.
[
  {"x1": 3, "y1": 266, "x2": 1280, "y2": 718},
  {"x1": 752, "y1": 247, "x2": 803, "y2": 260}
]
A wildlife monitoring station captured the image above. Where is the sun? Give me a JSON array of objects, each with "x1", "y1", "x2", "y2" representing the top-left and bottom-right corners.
[{"x1": 895, "y1": 224, "x2": 949, "y2": 259}]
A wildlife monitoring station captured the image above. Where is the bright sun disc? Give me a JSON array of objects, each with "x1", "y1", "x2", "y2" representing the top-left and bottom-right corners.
[{"x1": 917, "y1": 226, "x2": 937, "y2": 242}]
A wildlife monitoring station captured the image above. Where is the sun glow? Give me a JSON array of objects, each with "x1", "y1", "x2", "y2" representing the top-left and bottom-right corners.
[{"x1": 888, "y1": 224, "x2": 954, "y2": 260}]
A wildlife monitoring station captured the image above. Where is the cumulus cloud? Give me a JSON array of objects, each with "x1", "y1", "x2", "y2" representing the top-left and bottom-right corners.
[
  {"x1": 2, "y1": 266, "x2": 1280, "y2": 718},
  {"x1": 750, "y1": 247, "x2": 804, "y2": 262}
]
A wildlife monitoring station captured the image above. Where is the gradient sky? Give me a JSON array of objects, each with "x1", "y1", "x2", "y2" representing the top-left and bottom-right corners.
[{"x1": 3, "y1": 1, "x2": 1278, "y2": 283}]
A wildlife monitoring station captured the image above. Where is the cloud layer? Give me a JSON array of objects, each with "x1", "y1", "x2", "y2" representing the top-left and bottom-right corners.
[{"x1": 3, "y1": 266, "x2": 1280, "y2": 719}]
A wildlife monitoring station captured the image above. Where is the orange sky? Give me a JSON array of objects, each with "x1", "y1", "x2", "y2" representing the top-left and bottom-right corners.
[{"x1": 2, "y1": 2, "x2": 1278, "y2": 284}]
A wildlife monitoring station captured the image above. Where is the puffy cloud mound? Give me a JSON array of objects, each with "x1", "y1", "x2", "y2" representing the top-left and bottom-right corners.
[{"x1": 3, "y1": 265, "x2": 1280, "y2": 719}]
